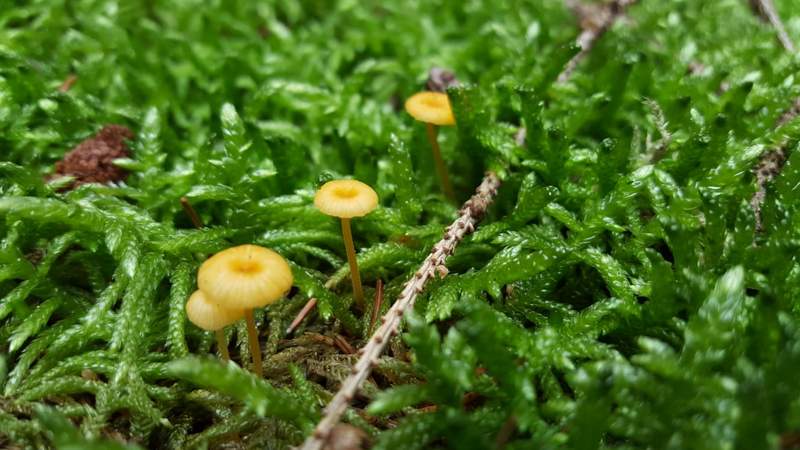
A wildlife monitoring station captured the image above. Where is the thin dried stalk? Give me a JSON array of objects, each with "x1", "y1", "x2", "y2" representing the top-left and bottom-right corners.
[
  {"x1": 180, "y1": 196, "x2": 204, "y2": 228},
  {"x1": 58, "y1": 74, "x2": 77, "y2": 93},
  {"x1": 285, "y1": 273, "x2": 343, "y2": 335},
  {"x1": 757, "y1": 101, "x2": 800, "y2": 232},
  {"x1": 748, "y1": 2, "x2": 797, "y2": 232},
  {"x1": 369, "y1": 279, "x2": 384, "y2": 332},
  {"x1": 299, "y1": 172, "x2": 502, "y2": 450},
  {"x1": 518, "y1": 0, "x2": 636, "y2": 148},
  {"x1": 557, "y1": 0, "x2": 638, "y2": 83},
  {"x1": 749, "y1": 0, "x2": 796, "y2": 52},
  {"x1": 286, "y1": 298, "x2": 318, "y2": 335}
]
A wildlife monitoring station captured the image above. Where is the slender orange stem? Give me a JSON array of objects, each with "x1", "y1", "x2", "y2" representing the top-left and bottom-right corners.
[
  {"x1": 425, "y1": 122, "x2": 455, "y2": 201},
  {"x1": 244, "y1": 309, "x2": 263, "y2": 377},
  {"x1": 340, "y1": 218, "x2": 364, "y2": 309},
  {"x1": 369, "y1": 279, "x2": 383, "y2": 332},
  {"x1": 214, "y1": 329, "x2": 230, "y2": 362}
]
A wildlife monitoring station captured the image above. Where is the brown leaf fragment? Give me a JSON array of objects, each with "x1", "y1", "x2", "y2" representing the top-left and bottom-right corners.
[{"x1": 52, "y1": 124, "x2": 134, "y2": 190}]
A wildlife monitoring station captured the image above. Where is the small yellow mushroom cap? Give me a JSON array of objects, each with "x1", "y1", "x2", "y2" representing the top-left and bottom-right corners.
[
  {"x1": 198, "y1": 244, "x2": 293, "y2": 309},
  {"x1": 314, "y1": 179, "x2": 378, "y2": 219},
  {"x1": 404, "y1": 91, "x2": 455, "y2": 126},
  {"x1": 185, "y1": 290, "x2": 244, "y2": 331}
]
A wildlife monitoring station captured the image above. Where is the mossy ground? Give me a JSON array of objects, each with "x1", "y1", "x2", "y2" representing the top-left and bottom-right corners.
[{"x1": 2, "y1": 1, "x2": 800, "y2": 449}]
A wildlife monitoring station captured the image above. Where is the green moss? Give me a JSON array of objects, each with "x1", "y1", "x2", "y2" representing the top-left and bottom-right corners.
[{"x1": 2, "y1": 0, "x2": 800, "y2": 448}]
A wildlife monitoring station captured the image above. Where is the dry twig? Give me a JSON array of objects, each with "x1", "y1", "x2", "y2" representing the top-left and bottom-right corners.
[
  {"x1": 286, "y1": 266, "x2": 350, "y2": 335},
  {"x1": 333, "y1": 335, "x2": 356, "y2": 355},
  {"x1": 286, "y1": 298, "x2": 318, "y2": 335},
  {"x1": 749, "y1": 0, "x2": 796, "y2": 52},
  {"x1": 517, "y1": 0, "x2": 637, "y2": 148},
  {"x1": 557, "y1": 0, "x2": 638, "y2": 83},
  {"x1": 58, "y1": 74, "x2": 77, "y2": 93},
  {"x1": 494, "y1": 415, "x2": 517, "y2": 449},
  {"x1": 322, "y1": 424, "x2": 371, "y2": 450},
  {"x1": 180, "y1": 197, "x2": 204, "y2": 229},
  {"x1": 747, "y1": 0, "x2": 797, "y2": 232},
  {"x1": 369, "y1": 279, "x2": 384, "y2": 332},
  {"x1": 299, "y1": 172, "x2": 502, "y2": 450}
]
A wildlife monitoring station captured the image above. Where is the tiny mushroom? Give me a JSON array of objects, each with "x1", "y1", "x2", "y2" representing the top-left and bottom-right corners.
[
  {"x1": 185, "y1": 289, "x2": 243, "y2": 362},
  {"x1": 314, "y1": 179, "x2": 378, "y2": 309},
  {"x1": 405, "y1": 91, "x2": 456, "y2": 200},
  {"x1": 198, "y1": 244, "x2": 293, "y2": 377}
]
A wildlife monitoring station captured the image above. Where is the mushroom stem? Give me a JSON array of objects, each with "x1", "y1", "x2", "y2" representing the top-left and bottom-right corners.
[
  {"x1": 340, "y1": 218, "x2": 364, "y2": 309},
  {"x1": 214, "y1": 330, "x2": 230, "y2": 362},
  {"x1": 425, "y1": 122, "x2": 455, "y2": 201},
  {"x1": 244, "y1": 309, "x2": 263, "y2": 377},
  {"x1": 299, "y1": 172, "x2": 502, "y2": 450}
]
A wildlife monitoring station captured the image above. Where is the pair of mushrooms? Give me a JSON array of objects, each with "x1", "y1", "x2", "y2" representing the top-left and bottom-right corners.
[
  {"x1": 186, "y1": 91, "x2": 456, "y2": 367},
  {"x1": 186, "y1": 245, "x2": 292, "y2": 376},
  {"x1": 315, "y1": 91, "x2": 457, "y2": 306},
  {"x1": 184, "y1": 185, "x2": 378, "y2": 372}
]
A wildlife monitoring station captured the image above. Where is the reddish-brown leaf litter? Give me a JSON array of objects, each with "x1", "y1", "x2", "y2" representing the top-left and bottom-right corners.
[{"x1": 52, "y1": 124, "x2": 134, "y2": 189}]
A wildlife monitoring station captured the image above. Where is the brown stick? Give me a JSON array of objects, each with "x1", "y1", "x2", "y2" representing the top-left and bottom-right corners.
[
  {"x1": 299, "y1": 172, "x2": 501, "y2": 450},
  {"x1": 333, "y1": 334, "x2": 356, "y2": 355},
  {"x1": 515, "y1": 0, "x2": 637, "y2": 149},
  {"x1": 180, "y1": 196, "x2": 204, "y2": 228},
  {"x1": 494, "y1": 416, "x2": 517, "y2": 449},
  {"x1": 557, "y1": 0, "x2": 638, "y2": 83},
  {"x1": 369, "y1": 279, "x2": 384, "y2": 332},
  {"x1": 749, "y1": 0, "x2": 796, "y2": 52},
  {"x1": 748, "y1": 2, "x2": 797, "y2": 233},
  {"x1": 58, "y1": 74, "x2": 77, "y2": 93},
  {"x1": 286, "y1": 298, "x2": 318, "y2": 335},
  {"x1": 285, "y1": 271, "x2": 349, "y2": 336}
]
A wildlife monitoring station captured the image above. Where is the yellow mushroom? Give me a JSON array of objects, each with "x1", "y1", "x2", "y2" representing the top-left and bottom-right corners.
[
  {"x1": 405, "y1": 91, "x2": 456, "y2": 200},
  {"x1": 185, "y1": 289, "x2": 243, "y2": 362},
  {"x1": 198, "y1": 244, "x2": 293, "y2": 377},
  {"x1": 314, "y1": 179, "x2": 378, "y2": 309}
]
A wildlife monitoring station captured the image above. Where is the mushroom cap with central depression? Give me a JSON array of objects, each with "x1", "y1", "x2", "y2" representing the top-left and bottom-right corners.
[
  {"x1": 314, "y1": 179, "x2": 378, "y2": 219},
  {"x1": 198, "y1": 244, "x2": 293, "y2": 309},
  {"x1": 404, "y1": 91, "x2": 455, "y2": 126}
]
